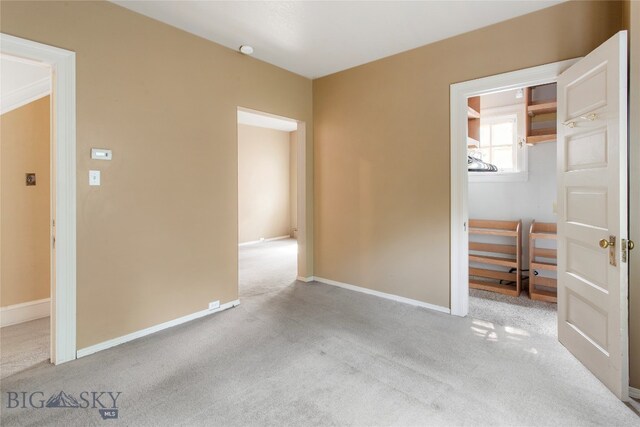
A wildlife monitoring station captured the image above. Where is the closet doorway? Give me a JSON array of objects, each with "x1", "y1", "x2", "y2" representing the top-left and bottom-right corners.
[
  {"x1": 450, "y1": 31, "x2": 630, "y2": 401},
  {"x1": 465, "y1": 85, "x2": 558, "y2": 336}
]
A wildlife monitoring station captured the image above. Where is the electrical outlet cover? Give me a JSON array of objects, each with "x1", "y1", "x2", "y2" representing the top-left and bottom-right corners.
[{"x1": 209, "y1": 300, "x2": 220, "y2": 310}]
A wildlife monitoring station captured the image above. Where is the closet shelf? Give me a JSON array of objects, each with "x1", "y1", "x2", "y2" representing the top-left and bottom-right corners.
[
  {"x1": 529, "y1": 287, "x2": 556, "y2": 303},
  {"x1": 527, "y1": 100, "x2": 557, "y2": 116},
  {"x1": 469, "y1": 280, "x2": 520, "y2": 297},
  {"x1": 469, "y1": 242, "x2": 517, "y2": 255},
  {"x1": 531, "y1": 247, "x2": 557, "y2": 259},
  {"x1": 529, "y1": 127, "x2": 556, "y2": 136},
  {"x1": 468, "y1": 227, "x2": 518, "y2": 237},
  {"x1": 526, "y1": 134, "x2": 557, "y2": 145},
  {"x1": 533, "y1": 276, "x2": 557, "y2": 288},
  {"x1": 530, "y1": 231, "x2": 557, "y2": 240},
  {"x1": 469, "y1": 254, "x2": 518, "y2": 268},
  {"x1": 470, "y1": 267, "x2": 517, "y2": 282},
  {"x1": 529, "y1": 221, "x2": 558, "y2": 303},
  {"x1": 468, "y1": 219, "x2": 522, "y2": 297},
  {"x1": 468, "y1": 106, "x2": 480, "y2": 119},
  {"x1": 531, "y1": 261, "x2": 557, "y2": 271},
  {"x1": 525, "y1": 85, "x2": 558, "y2": 146}
]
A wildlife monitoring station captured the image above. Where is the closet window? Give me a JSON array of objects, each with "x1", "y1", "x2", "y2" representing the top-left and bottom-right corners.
[{"x1": 479, "y1": 114, "x2": 519, "y2": 172}]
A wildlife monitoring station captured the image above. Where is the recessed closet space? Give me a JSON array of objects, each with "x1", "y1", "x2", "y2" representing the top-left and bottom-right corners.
[{"x1": 467, "y1": 84, "x2": 558, "y2": 336}]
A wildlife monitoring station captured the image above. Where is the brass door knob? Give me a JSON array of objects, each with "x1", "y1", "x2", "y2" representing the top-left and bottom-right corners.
[
  {"x1": 599, "y1": 238, "x2": 615, "y2": 249},
  {"x1": 629, "y1": 240, "x2": 635, "y2": 250}
]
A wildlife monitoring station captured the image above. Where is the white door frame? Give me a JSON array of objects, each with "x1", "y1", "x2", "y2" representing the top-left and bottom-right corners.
[
  {"x1": 1, "y1": 33, "x2": 77, "y2": 364},
  {"x1": 236, "y1": 107, "x2": 309, "y2": 280},
  {"x1": 449, "y1": 59, "x2": 578, "y2": 317}
]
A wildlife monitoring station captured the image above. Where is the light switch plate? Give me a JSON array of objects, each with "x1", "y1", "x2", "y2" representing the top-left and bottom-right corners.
[{"x1": 89, "y1": 170, "x2": 101, "y2": 186}]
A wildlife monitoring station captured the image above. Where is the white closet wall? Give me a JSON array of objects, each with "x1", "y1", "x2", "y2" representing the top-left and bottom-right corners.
[{"x1": 469, "y1": 142, "x2": 557, "y2": 268}]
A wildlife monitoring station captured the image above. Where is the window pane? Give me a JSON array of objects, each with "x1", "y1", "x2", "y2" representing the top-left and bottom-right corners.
[
  {"x1": 475, "y1": 148, "x2": 490, "y2": 162},
  {"x1": 492, "y1": 146, "x2": 514, "y2": 170},
  {"x1": 479, "y1": 125, "x2": 490, "y2": 147},
  {"x1": 491, "y1": 121, "x2": 514, "y2": 146}
]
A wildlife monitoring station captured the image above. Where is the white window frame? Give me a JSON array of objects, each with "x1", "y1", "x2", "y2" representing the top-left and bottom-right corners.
[{"x1": 469, "y1": 103, "x2": 527, "y2": 183}]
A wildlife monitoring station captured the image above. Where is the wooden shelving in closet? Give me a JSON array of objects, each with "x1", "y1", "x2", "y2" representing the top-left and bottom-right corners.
[
  {"x1": 467, "y1": 96, "x2": 481, "y2": 149},
  {"x1": 525, "y1": 83, "x2": 557, "y2": 145},
  {"x1": 468, "y1": 219, "x2": 522, "y2": 297},
  {"x1": 529, "y1": 221, "x2": 557, "y2": 303}
]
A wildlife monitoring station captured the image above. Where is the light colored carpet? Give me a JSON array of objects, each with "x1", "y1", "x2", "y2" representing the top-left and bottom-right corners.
[
  {"x1": 0, "y1": 241, "x2": 637, "y2": 426},
  {"x1": 0, "y1": 317, "x2": 50, "y2": 379},
  {"x1": 469, "y1": 287, "x2": 557, "y2": 337},
  {"x1": 239, "y1": 238, "x2": 298, "y2": 297}
]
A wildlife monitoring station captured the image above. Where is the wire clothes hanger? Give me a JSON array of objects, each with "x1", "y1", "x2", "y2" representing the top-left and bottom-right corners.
[{"x1": 467, "y1": 152, "x2": 498, "y2": 172}]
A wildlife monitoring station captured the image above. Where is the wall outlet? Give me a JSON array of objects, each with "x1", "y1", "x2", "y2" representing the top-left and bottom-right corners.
[{"x1": 209, "y1": 300, "x2": 220, "y2": 310}]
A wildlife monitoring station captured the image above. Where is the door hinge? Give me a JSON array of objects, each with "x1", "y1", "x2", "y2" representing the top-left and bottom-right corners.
[{"x1": 622, "y1": 239, "x2": 634, "y2": 263}]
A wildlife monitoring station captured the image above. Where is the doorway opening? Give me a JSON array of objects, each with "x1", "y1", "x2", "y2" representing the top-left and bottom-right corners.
[
  {"x1": 451, "y1": 60, "x2": 577, "y2": 320},
  {"x1": 452, "y1": 32, "x2": 631, "y2": 401},
  {"x1": 465, "y1": 84, "x2": 558, "y2": 336},
  {"x1": 0, "y1": 53, "x2": 52, "y2": 377},
  {"x1": 236, "y1": 108, "x2": 306, "y2": 297},
  {"x1": 0, "y1": 33, "x2": 77, "y2": 365}
]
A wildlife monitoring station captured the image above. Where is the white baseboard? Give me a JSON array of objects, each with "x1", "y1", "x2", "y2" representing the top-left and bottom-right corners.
[
  {"x1": 239, "y1": 235, "x2": 292, "y2": 246},
  {"x1": 313, "y1": 276, "x2": 450, "y2": 314},
  {"x1": 0, "y1": 298, "x2": 50, "y2": 327},
  {"x1": 297, "y1": 276, "x2": 315, "y2": 283},
  {"x1": 630, "y1": 387, "x2": 640, "y2": 399},
  {"x1": 76, "y1": 299, "x2": 240, "y2": 358}
]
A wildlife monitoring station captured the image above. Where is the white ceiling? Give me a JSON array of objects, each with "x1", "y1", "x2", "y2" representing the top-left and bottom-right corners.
[
  {"x1": 481, "y1": 88, "x2": 524, "y2": 109},
  {"x1": 238, "y1": 109, "x2": 298, "y2": 132},
  {"x1": 112, "y1": 1, "x2": 564, "y2": 79},
  {"x1": 1, "y1": 55, "x2": 51, "y2": 114}
]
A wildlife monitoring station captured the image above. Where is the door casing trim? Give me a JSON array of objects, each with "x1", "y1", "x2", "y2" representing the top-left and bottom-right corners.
[
  {"x1": 1, "y1": 33, "x2": 77, "y2": 364},
  {"x1": 449, "y1": 59, "x2": 579, "y2": 317}
]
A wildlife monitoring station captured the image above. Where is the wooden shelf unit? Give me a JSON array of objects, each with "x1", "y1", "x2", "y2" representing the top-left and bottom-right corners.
[
  {"x1": 524, "y1": 84, "x2": 557, "y2": 145},
  {"x1": 468, "y1": 96, "x2": 481, "y2": 145},
  {"x1": 529, "y1": 221, "x2": 557, "y2": 303},
  {"x1": 468, "y1": 219, "x2": 522, "y2": 297}
]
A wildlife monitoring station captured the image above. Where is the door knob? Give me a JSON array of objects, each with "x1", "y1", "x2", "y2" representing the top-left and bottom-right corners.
[
  {"x1": 599, "y1": 238, "x2": 615, "y2": 249},
  {"x1": 629, "y1": 240, "x2": 635, "y2": 250}
]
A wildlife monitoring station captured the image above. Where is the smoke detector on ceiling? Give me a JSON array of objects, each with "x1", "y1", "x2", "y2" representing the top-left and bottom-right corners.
[{"x1": 239, "y1": 45, "x2": 254, "y2": 55}]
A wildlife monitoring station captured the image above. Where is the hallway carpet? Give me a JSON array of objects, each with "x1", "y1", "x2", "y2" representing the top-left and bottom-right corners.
[
  {"x1": 0, "y1": 317, "x2": 50, "y2": 379},
  {"x1": 0, "y1": 240, "x2": 637, "y2": 426}
]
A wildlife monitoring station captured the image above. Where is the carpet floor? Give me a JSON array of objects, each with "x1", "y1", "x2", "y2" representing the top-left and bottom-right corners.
[
  {"x1": 1, "y1": 317, "x2": 50, "y2": 379},
  {"x1": 469, "y1": 287, "x2": 557, "y2": 337},
  {"x1": 0, "y1": 239, "x2": 637, "y2": 426}
]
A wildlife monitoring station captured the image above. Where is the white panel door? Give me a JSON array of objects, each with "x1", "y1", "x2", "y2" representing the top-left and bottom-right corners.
[{"x1": 557, "y1": 31, "x2": 629, "y2": 400}]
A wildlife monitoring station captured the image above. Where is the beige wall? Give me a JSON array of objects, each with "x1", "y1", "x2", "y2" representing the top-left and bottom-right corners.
[
  {"x1": 0, "y1": 1, "x2": 313, "y2": 349},
  {"x1": 313, "y1": 1, "x2": 624, "y2": 307},
  {"x1": 1, "y1": 96, "x2": 51, "y2": 307},
  {"x1": 625, "y1": 0, "x2": 640, "y2": 390},
  {"x1": 238, "y1": 124, "x2": 291, "y2": 243},
  {"x1": 290, "y1": 131, "x2": 298, "y2": 237}
]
